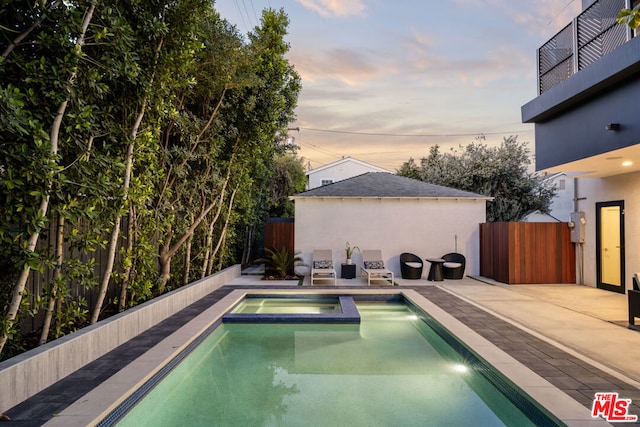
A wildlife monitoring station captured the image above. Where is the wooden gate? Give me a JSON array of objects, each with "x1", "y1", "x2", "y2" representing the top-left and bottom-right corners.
[
  {"x1": 263, "y1": 218, "x2": 294, "y2": 253},
  {"x1": 480, "y1": 222, "x2": 575, "y2": 284}
]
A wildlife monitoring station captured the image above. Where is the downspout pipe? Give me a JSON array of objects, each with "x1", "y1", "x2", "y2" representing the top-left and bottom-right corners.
[{"x1": 574, "y1": 178, "x2": 585, "y2": 285}]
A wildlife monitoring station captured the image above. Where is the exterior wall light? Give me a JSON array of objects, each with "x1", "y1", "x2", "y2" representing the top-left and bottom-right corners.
[{"x1": 605, "y1": 123, "x2": 620, "y2": 131}]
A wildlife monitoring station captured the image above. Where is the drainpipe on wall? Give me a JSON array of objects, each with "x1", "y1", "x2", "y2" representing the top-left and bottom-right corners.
[{"x1": 574, "y1": 178, "x2": 585, "y2": 285}]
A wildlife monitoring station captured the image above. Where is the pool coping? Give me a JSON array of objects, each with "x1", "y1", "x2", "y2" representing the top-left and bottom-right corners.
[
  {"x1": 43, "y1": 288, "x2": 610, "y2": 427},
  {"x1": 0, "y1": 265, "x2": 240, "y2": 414},
  {"x1": 222, "y1": 295, "x2": 361, "y2": 323}
]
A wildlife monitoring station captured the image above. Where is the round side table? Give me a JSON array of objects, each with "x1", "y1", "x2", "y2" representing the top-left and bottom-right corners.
[{"x1": 426, "y1": 258, "x2": 445, "y2": 281}]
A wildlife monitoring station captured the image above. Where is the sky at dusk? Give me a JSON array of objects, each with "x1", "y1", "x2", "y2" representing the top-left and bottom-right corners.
[{"x1": 215, "y1": 0, "x2": 582, "y2": 171}]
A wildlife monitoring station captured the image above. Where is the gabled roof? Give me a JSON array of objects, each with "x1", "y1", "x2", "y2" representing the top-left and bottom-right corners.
[
  {"x1": 305, "y1": 157, "x2": 389, "y2": 176},
  {"x1": 292, "y1": 172, "x2": 491, "y2": 199}
]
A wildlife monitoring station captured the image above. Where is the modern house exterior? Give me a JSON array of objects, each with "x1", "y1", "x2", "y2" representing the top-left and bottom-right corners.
[
  {"x1": 305, "y1": 157, "x2": 389, "y2": 190},
  {"x1": 291, "y1": 172, "x2": 491, "y2": 279},
  {"x1": 521, "y1": 0, "x2": 640, "y2": 293}
]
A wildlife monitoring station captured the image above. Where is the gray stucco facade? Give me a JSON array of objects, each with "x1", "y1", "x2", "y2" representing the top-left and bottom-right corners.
[{"x1": 522, "y1": 32, "x2": 640, "y2": 172}]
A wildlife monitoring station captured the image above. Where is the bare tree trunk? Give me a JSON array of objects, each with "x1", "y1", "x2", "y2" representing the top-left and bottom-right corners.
[
  {"x1": 201, "y1": 212, "x2": 217, "y2": 279},
  {"x1": 209, "y1": 185, "x2": 239, "y2": 273},
  {"x1": 0, "y1": 1, "x2": 97, "y2": 355},
  {"x1": 156, "y1": 200, "x2": 217, "y2": 293},
  {"x1": 183, "y1": 233, "x2": 193, "y2": 286},
  {"x1": 38, "y1": 214, "x2": 65, "y2": 345},
  {"x1": 217, "y1": 232, "x2": 227, "y2": 272},
  {"x1": 90, "y1": 141, "x2": 135, "y2": 324},
  {"x1": 91, "y1": 32, "x2": 165, "y2": 323},
  {"x1": 118, "y1": 203, "x2": 135, "y2": 312},
  {"x1": 156, "y1": 150, "x2": 238, "y2": 292},
  {"x1": 241, "y1": 225, "x2": 254, "y2": 266}
]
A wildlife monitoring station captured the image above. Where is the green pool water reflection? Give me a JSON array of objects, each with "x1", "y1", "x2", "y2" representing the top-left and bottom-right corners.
[{"x1": 116, "y1": 302, "x2": 544, "y2": 426}]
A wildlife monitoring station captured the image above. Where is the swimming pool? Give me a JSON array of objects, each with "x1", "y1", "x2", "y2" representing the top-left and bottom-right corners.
[{"x1": 103, "y1": 295, "x2": 563, "y2": 426}]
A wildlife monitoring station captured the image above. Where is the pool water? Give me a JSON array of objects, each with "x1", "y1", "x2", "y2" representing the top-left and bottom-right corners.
[{"x1": 114, "y1": 301, "x2": 557, "y2": 426}]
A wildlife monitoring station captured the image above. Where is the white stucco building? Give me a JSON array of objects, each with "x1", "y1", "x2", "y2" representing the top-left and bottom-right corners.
[
  {"x1": 521, "y1": 172, "x2": 575, "y2": 223},
  {"x1": 305, "y1": 157, "x2": 389, "y2": 190},
  {"x1": 291, "y1": 172, "x2": 491, "y2": 279}
]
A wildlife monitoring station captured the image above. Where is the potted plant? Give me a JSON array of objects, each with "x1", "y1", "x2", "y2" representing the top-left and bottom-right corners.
[{"x1": 345, "y1": 242, "x2": 360, "y2": 264}]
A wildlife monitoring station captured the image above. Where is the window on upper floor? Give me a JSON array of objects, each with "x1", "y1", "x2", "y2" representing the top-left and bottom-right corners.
[{"x1": 321, "y1": 179, "x2": 333, "y2": 186}]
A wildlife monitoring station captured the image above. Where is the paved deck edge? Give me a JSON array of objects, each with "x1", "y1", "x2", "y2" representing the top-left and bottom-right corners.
[{"x1": 0, "y1": 265, "x2": 240, "y2": 413}]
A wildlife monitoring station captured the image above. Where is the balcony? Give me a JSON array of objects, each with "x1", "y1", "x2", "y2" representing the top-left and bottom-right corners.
[{"x1": 538, "y1": 0, "x2": 633, "y2": 95}]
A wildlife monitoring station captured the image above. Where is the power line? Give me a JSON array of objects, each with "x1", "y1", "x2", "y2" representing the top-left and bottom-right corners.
[
  {"x1": 547, "y1": 0, "x2": 577, "y2": 25},
  {"x1": 296, "y1": 139, "x2": 344, "y2": 157},
  {"x1": 249, "y1": 0, "x2": 260, "y2": 22},
  {"x1": 232, "y1": 0, "x2": 250, "y2": 33},
  {"x1": 240, "y1": 0, "x2": 256, "y2": 28},
  {"x1": 300, "y1": 127, "x2": 533, "y2": 138}
]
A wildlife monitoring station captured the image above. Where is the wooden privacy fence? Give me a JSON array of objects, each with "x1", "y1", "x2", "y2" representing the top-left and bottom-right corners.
[
  {"x1": 480, "y1": 222, "x2": 576, "y2": 284},
  {"x1": 263, "y1": 218, "x2": 294, "y2": 253}
]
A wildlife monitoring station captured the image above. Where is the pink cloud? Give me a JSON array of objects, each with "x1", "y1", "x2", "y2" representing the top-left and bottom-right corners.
[
  {"x1": 294, "y1": 0, "x2": 366, "y2": 17},
  {"x1": 288, "y1": 48, "x2": 379, "y2": 86}
]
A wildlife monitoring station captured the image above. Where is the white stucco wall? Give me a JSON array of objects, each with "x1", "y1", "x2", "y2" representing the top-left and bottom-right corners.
[
  {"x1": 574, "y1": 172, "x2": 640, "y2": 291},
  {"x1": 307, "y1": 160, "x2": 388, "y2": 189},
  {"x1": 548, "y1": 174, "x2": 575, "y2": 222},
  {"x1": 294, "y1": 197, "x2": 486, "y2": 278}
]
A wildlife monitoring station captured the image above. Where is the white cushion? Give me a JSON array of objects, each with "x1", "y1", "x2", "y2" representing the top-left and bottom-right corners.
[
  {"x1": 443, "y1": 262, "x2": 462, "y2": 269},
  {"x1": 405, "y1": 262, "x2": 422, "y2": 268}
]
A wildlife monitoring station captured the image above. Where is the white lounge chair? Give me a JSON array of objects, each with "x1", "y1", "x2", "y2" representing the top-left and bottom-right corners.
[
  {"x1": 360, "y1": 250, "x2": 394, "y2": 286},
  {"x1": 311, "y1": 249, "x2": 336, "y2": 286}
]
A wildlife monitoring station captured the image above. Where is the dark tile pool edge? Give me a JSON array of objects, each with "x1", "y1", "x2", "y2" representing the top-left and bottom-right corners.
[{"x1": 222, "y1": 295, "x2": 361, "y2": 323}]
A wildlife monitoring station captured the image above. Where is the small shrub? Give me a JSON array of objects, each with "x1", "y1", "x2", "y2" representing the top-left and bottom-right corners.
[{"x1": 258, "y1": 247, "x2": 303, "y2": 278}]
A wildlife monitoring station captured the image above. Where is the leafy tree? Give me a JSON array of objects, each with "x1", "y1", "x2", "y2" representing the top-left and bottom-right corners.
[
  {"x1": 148, "y1": 7, "x2": 300, "y2": 292},
  {"x1": 617, "y1": 6, "x2": 640, "y2": 29},
  {"x1": 396, "y1": 158, "x2": 420, "y2": 180},
  {"x1": 90, "y1": 0, "x2": 215, "y2": 323},
  {"x1": 397, "y1": 136, "x2": 556, "y2": 222},
  {"x1": 267, "y1": 153, "x2": 306, "y2": 218},
  {"x1": 0, "y1": 0, "x2": 101, "y2": 354},
  {"x1": 0, "y1": 2, "x2": 301, "y2": 358}
]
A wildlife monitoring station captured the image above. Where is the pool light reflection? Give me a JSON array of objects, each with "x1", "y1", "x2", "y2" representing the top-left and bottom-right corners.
[{"x1": 452, "y1": 363, "x2": 469, "y2": 374}]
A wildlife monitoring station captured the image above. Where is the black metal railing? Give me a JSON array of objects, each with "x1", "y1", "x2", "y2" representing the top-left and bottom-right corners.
[{"x1": 538, "y1": 0, "x2": 631, "y2": 94}]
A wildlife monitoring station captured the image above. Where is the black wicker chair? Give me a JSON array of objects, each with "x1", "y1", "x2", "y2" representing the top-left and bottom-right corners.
[
  {"x1": 630, "y1": 274, "x2": 640, "y2": 330},
  {"x1": 441, "y1": 253, "x2": 465, "y2": 279},
  {"x1": 400, "y1": 253, "x2": 423, "y2": 279}
]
